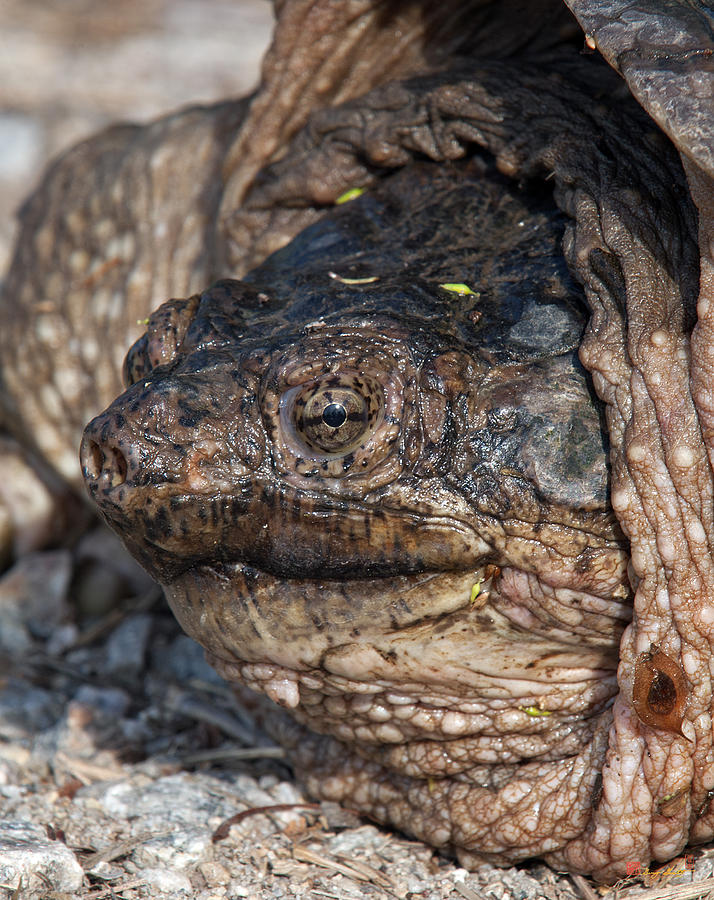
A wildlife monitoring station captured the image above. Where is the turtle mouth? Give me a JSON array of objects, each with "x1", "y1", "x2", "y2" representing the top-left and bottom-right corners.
[
  {"x1": 165, "y1": 560, "x2": 500, "y2": 671},
  {"x1": 164, "y1": 558, "x2": 625, "y2": 767}
]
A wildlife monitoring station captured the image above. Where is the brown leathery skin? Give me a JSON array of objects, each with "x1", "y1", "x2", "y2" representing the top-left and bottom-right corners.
[
  {"x1": 2, "y1": 0, "x2": 714, "y2": 885},
  {"x1": 83, "y1": 300, "x2": 623, "y2": 586}
]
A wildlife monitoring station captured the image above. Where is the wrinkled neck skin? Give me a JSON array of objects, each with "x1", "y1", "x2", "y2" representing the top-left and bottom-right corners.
[
  {"x1": 564, "y1": 0, "x2": 714, "y2": 875},
  {"x1": 84, "y1": 0, "x2": 714, "y2": 884}
]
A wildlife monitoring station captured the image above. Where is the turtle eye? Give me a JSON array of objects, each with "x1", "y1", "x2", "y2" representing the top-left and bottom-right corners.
[
  {"x1": 294, "y1": 384, "x2": 370, "y2": 454},
  {"x1": 271, "y1": 367, "x2": 397, "y2": 481}
]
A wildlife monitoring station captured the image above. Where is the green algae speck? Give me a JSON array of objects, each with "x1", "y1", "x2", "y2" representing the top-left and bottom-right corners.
[
  {"x1": 439, "y1": 283, "x2": 478, "y2": 296},
  {"x1": 336, "y1": 187, "x2": 366, "y2": 205},
  {"x1": 519, "y1": 706, "x2": 552, "y2": 718}
]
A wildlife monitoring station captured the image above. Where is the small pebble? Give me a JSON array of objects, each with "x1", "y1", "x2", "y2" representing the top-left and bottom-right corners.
[
  {"x1": 152, "y1": 632, "x2": 225, "y2": 684},
  {"x1": 105, "y1": 612, "x2": 153, "y2": 677},
  {"x1": 142, "y1": 866, "x2": 194, "y2": 893},
  {"x1": 0, "y1": 549, "x2": 72, "y2": 652}
]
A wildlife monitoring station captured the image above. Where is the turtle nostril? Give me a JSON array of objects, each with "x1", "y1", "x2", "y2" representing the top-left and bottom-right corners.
[
  {"x1": 85, "y1": 440, "x2": 103, "y2": 481},
  {"x1": 109, "y1": 446, "x2": 128, "y2": 487},
  {"x1": 82, "y1": 438, "x2": 127, "y2": 489}
]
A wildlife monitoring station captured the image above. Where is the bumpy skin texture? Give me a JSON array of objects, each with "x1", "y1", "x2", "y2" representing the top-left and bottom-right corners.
[{"x1": 4, "y1": 0, "x2": 714, "y2": 885}]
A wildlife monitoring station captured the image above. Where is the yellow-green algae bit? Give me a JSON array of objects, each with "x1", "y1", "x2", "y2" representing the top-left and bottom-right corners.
[
  {"x1": 519, "y1": 706, "x2": 552, "y2": 717},
  {"x1": 328, "y1": 271, "x2": 379, "y2": 285},
  {"x1": 336, "y1": 187, "x2": 366, "y2": 205},
  {"x1": 470, "y1": 581, "x2": 482, "y2": 604},
  {"x1": 440, "y1": 283, "x2": 478, "y2": 296}
]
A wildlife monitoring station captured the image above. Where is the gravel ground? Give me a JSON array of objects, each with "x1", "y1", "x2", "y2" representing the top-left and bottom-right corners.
[{"x1": 2, "y1": 3, "x2": 714, "y2": 899}]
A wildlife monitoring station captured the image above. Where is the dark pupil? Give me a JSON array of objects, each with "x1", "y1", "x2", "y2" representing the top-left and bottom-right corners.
[{"x1": 322, "y1": 402, "x2": 347, "y2": 428}]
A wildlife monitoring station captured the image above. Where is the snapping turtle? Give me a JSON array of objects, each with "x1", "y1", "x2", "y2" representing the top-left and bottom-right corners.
[{"x1": 2, "y1": 0, "x2": 714, "y2": 884}]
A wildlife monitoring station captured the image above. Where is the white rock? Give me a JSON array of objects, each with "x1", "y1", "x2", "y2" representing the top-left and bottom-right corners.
[
  {"x1": 141, "y1": 866, "x2": 193, "y2": 893},
  {"x1": 0, "y1": 822, "x2": 83, "y2": 896}
]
